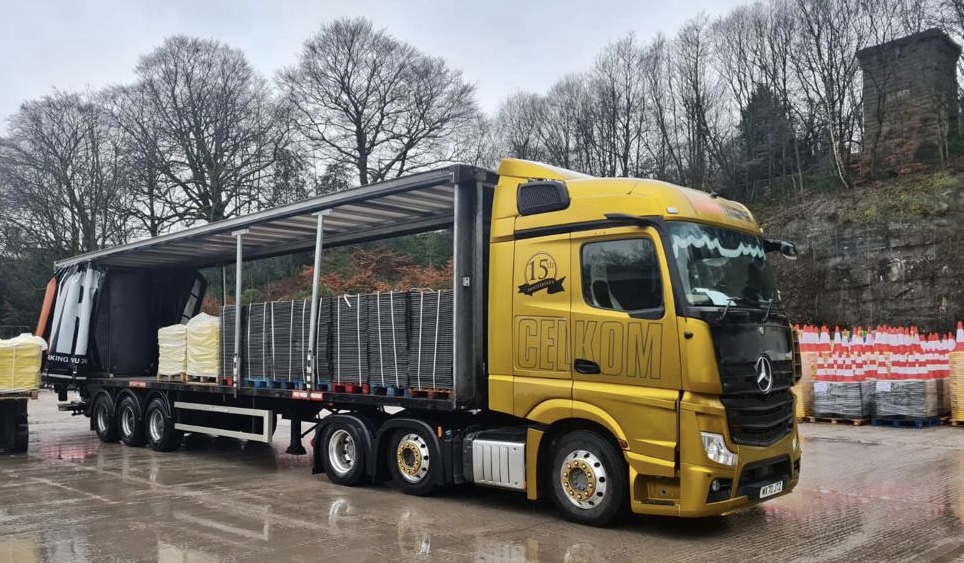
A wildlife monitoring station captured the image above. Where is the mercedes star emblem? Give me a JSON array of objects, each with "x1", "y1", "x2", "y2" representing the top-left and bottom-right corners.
[{"x1": 755, "y1": 355, "x2": 774, "y2": 394}]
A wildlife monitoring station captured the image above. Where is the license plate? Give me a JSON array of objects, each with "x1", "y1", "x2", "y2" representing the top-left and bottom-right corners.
[{"x1": 759, "y1": 481, "x2": 783, "y2": 498}]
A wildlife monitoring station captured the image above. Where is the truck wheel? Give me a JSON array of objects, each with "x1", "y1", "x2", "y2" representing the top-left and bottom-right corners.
[
  {"x1": 145, "y1": 398, "x2": 183, "y2": 452},
  {"x1": 12, "y1": 415, "x2": 28, "y2": 453},
  {"x1": 548, "y1": 430, "x2": 628, "y2": 527},
  {"x1": 387, "y1": 429, "x2": 437, "y2": 496},
  {"x1": 321, "y1": 422, "x2": 367, "y2": 486},
  {"x1": 92, "y1": 394, "x2": 119, "y2": 443},
  {"x1": 117, "y1": 395, "x2": 147, "y2": 447}
]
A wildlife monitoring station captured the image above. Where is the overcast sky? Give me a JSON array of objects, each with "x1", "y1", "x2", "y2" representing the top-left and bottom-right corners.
[{"x1": 0, "y1": 0, "x2": 746, "y2": 126}]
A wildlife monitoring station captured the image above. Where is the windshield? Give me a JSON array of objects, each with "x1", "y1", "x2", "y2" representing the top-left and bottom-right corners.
[{"x1": 668, "y1": 222, "x2": 782, "y2": 308}]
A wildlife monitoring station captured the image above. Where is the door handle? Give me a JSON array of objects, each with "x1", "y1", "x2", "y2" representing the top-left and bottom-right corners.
[{"x1": 574, "y1": 359, "x2": 601, "y2": 375}]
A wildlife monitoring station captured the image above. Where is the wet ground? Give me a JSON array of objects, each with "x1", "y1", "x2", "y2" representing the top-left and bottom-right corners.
[{"x1": 1, "y1": 391, "x2": 963, "y2": 563}]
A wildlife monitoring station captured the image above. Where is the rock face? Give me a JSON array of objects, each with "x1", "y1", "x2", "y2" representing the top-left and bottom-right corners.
[{"x1": 756, "y1": 173, "x2": 964, "y2": 331}]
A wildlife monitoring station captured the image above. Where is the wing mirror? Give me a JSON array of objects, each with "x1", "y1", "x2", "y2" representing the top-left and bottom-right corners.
[{"x1": 763, "y1": 238, "x2": 798, "y2": 261}]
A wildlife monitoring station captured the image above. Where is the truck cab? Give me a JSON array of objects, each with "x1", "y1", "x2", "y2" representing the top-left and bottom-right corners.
[{"x1": 486, "y1": 159, "x2": 800, "y2": 522}]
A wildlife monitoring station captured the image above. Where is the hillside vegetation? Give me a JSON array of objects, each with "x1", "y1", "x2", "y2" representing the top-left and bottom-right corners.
[{"x1": 755, "y1": 167, "x2": 964, "y2": 330}]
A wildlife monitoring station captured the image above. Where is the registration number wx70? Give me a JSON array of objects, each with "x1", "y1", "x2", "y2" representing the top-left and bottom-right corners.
[{"x1": 759, "y1": 481, "x2": 783, "y2": 498}]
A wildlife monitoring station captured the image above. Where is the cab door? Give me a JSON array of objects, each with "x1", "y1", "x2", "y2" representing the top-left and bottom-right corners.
[
  {"x1": 510, "y1": 232, "x2": 572, "y2": 418},
  {"x1": 569, "y1": 226, "x2": 681, "y2": 476}
]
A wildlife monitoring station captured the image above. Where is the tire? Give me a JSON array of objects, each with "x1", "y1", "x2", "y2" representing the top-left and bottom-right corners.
[
  {"x1": 386, "y1": 428, "x2": 438, "y2": 496},
  {"x1": 144, "y1": 398, "x2": 183, "y2": 452},
  {"x1": 548, "y1": 430, "x2": 628, "y2": 527},
  {"x1": 321, "y1": 422, "x2": 367, "y2": 486},
  {"x1": 12, "y1": 415, "x2": 28, "y2": 453},
  {"x1": 117, "y1": 395, "x2": 147, "y2": 447},
  {"x1": 92, "y1": 394, "x2": 119, "y2": 443}
]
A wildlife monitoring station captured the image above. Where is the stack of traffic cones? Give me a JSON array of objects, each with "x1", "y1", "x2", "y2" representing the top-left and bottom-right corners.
[
  {"x1": 796, "y1": 322, "x2": 962, "y2": 424},
  {"x1": 793, "y1": 325, "x2": 821, "y2": 418}
]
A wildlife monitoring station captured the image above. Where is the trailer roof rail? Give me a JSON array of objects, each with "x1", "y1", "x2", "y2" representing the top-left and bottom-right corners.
[{"x1": 55, "y1": 164, "x2": 495, "y2": 271}]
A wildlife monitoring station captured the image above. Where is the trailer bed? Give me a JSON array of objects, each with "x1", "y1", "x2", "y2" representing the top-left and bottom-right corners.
[
  {"x1": 84, "y1": 375, "x2": 461, "y2": 411},
  {"x1": 0, "y1": 390, "x2": 39, "y2": 400}
]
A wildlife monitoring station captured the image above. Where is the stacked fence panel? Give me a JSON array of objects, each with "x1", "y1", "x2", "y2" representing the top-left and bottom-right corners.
[
  {"x1": 367, "y1": 292, "x2": 410, "y2": 390},
  {"x1": 245, "y1": 302, "x2": 271, "y2": 383},
  {"x1": 216, "y1": 290, "x2": 455, "y2": 396},
  {"x1": 333, "y1": 294, "x2": 368, "y2": 386},
  {"x1": 408, "y1": 290, "x2": 454, "y2": 390},
  {"x1": 219, "y1": 305, "x2": 241, "y2": 380}
]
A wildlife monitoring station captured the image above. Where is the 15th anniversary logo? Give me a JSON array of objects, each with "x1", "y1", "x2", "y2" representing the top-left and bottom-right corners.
[{"x1": 519, "y1": 252, "x2": 565, "y2": 295}]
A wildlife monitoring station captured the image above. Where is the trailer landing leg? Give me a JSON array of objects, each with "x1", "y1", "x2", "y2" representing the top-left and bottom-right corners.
[{"x1": 286, "y1": 418, "x2": 307, "y2": 455}]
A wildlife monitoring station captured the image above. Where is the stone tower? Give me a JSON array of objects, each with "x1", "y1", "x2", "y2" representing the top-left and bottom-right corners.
[{"x1": 857, "y1": 29, "x2": 961, "y2": 171}]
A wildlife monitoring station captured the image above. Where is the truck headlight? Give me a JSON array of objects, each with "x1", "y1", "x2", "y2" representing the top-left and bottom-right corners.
[{"x1": 701, "y1": 432, "x2": 737, "y2": 467}]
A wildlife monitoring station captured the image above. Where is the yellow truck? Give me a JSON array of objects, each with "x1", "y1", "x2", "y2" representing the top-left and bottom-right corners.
[{"x1": 40, "y1": 159, "x2": 800, "y2": 526}]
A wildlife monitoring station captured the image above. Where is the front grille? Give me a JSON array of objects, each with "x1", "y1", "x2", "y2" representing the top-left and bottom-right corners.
[{"x1": 719, "y1": 358, "x2": 795, "y2": 447}]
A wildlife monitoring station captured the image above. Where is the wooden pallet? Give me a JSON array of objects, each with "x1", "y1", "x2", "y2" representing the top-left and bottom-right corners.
[
  {"x1": 184, "y1": 375, "x2": 219, "y2": 386},
  {"x1": 157, "y1": 373, "x2": 183, "y2": 382},
  {"x1": 871, "y1": 417, "x2": 941, "y2": 429},
  {"x1": 407, "y1": 388, "x2": 453, "y2": 400},
  {"x1": 800, "y1": 416, "x2": 869, "y2": 426},
  {"x1": 946, "y1": 419, "x2": 963, "y2": 427}
]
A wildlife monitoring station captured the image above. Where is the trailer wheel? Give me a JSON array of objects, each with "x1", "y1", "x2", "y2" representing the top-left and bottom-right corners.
[
  {"x1": 117, "y1": 395, "x2": 146, "y2": 447},
  {"x1": 321, "y1": 422, "x2": 367, "y2": 486},
  {"x1": 548, "y1": 430, "x2": 628, "y2": 527},
  {"x1": 92, "y1": 394, "x2": 119, "y2": 443},
  {"x1": 387, "y1": 429, "x2": 437, "y2": 496},
  {"x1": 145, "y1": 398, "x2": 183, "y2": 452},
  {"x1": 12, "y1": 414, "x2": 28, "y2": 453}
]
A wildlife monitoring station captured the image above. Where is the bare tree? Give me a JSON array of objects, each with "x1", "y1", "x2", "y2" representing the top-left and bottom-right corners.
[
  {"x1": 109, "y1": 36, "x2": 283, "y2": 223},
  {"x1": 0, "y1": 91, "x2": 127, "y2": 255},
  {"x1": 751, "y1": 0, "x2": 808, "y2": 192},
  {"x1": 280, "y1": 18, "x2": 477, "y2": 186},
  {"x1": 792, "y1": 0, "x2": 867, "y2": 188},
  {"x1": 588, "y1": 35, "x2": 650, "y2": 177},
  {"x1": 495, "y1": 92, "x2": 546, "y2": 161},
  {"x1": 538, "y1": 76, "x2": 590, "y2": 171},
  {"x1": 105, "y1": 85, "x2": 181, "y2": 236},
  {"x1": 642, "y1": 36, "x2": 687, "y2": 184},
  {"x1": 675, "y1": 15, "x2": 733, "y2": 190},
  {"x1": 713, "y1": 6, "x2": 765, "y2": 112},
  {"x1": 452, "y1": 112, "x2": 501, "y2": 169}
]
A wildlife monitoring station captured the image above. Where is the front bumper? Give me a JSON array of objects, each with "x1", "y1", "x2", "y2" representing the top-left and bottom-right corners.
[{"x1": 627, "y1": 393, "x2": 801, "y2": 517}]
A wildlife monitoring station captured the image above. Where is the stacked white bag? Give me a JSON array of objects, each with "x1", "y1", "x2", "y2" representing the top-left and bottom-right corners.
[
  {"x1": 157, "y1": 324, "x2": 187, "y2": 376},
  {"x1": 186, "y1": 313, "x2": 220, "y2": 379}
]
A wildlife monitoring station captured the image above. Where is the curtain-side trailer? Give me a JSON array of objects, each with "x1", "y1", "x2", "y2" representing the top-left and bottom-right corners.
[{"x1": 39, "y1": 159, "x2": 802, "y2": 526}]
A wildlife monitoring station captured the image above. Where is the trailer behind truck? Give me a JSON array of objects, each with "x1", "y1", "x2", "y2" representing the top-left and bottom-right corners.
[{"x1": 39, "y1": 158, "x2": 801, "y2": 526}]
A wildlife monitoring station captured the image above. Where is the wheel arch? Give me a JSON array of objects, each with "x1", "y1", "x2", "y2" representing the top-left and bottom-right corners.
[
  {"x1": 526, "y1": 400, "x2": 628, "y2": 447},
  {"x1": 312, "y1": 413, "x2": 379, "y2": 477},
  {"x1": 144, "y1": 390, "x2": 173, "y2": 416},
  {"x1": 374, "y1": 417, "x2": 446, "y2": 486},
  {"x1": 529, "y1": 408, "x2": 628, "y2": 502},
  {"x1": 114, "y1": 389, "x2": 146, "y2": 413}
]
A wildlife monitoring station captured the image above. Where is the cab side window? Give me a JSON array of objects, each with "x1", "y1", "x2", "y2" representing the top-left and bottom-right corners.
[{"x1": 581, "y1": 238, "x2": 663, "y2": 313}]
